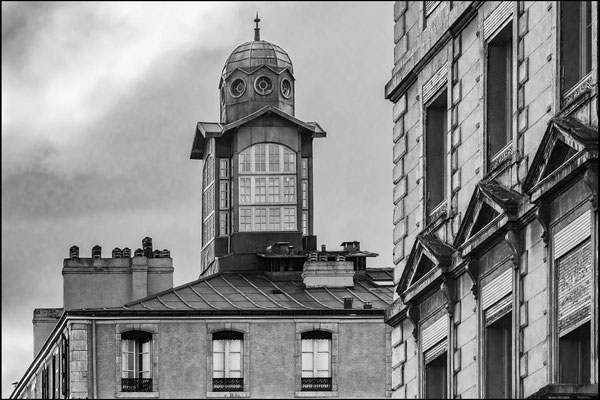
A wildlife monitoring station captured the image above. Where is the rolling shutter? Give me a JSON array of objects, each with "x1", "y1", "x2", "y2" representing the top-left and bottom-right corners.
[{"x1": 484, "y1": 2, "x2": 513, "y2": 40}]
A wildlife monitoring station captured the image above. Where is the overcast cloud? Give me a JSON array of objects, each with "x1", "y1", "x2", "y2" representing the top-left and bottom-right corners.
[{"x1": 2, "y1": 2, "x2": 394, "y2": 396}]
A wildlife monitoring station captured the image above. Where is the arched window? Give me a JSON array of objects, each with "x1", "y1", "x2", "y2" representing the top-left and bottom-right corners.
[
  {"x1": 238, "y1": 143, "x2": 297, "y2": 232},
  {"x1": 121, "y1": 331, "x2": 152, "y2": 392},
  {"x1": 212, "y1": 331, "x2": 244, "y2": 392},
  {"x1": 301, "y1": 331, "x2": 332, "y2": 391}
]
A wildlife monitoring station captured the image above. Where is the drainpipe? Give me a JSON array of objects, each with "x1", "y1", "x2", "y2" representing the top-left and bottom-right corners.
[{"x1": 92, "y1": 320, "x2": 97, "y2": 399}]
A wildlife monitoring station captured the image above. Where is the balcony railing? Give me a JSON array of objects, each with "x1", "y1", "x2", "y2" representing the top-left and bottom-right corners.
[
  {"x1": 213, "y1": 378, "x2": 244, "y2": 392},
  {"x1": 121, "y1": 378, "x2": 153, "y2": 392},
  {"x1": 301, "y1": 377, "x2": 332, "y2": 391}
]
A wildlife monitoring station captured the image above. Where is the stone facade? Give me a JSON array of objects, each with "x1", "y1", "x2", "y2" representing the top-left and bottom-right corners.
[{"x1": 386, "y1": 1, "x2": 597, "y2": 398}]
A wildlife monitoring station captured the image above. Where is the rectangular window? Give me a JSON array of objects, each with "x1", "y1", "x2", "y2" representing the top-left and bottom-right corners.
[
  {"x1": 268, "y1": 144, "x2": 280, "y2": 172},
  {"x1": 301, "y1": 158, "x2": 309, "y2": 178},
  {"x1": 219, "y1": 159, "x2": 229, "y2": 179},
  {"x1": 121, "y1": 333, "x2": 152, "y2": 392},
  {"x1": 425, "y1": 352, "x2": 447, "y2": 398},
  {"x1": 255, "y1": 177, "x2": 267, "y2": 203},
  {"x1": 239, "y1": 178, "x2": 251, "y2": 204},
  {"x1": 425, "y1": 88, "x2": 448, "y2": 215},
  {"x1": 487, "y1": 21, "x2": 513, "y2": 159},
  {"x1": 255, "y1": 208, "x2": 267, "y2": 231},
  {"x1": 239, "y1": 152, "x2": 251, "y2": 173},
  {"x1": 559, "y1": 322, "x2": 591, "y2": 384},
  {"x1": 268, "y1": 208, "x2": 281, "y2": 230},
  {"x1": 283, "y1": 177, "x2": 296, "y2": 203},
  {"x1": 255, "y1": 144, "x2": 266, "y2": 172},
  {"x1": 220, "y1": 212, "x2": 229, "y2": 236},
  {"x1": 283, "y1": 148, "x2": 296, "y2": 172},
  {"x1": 268, "y1": 177, "x2": 280, "y2": 203},
  {"x1": 560, "y1": 1, "x2": 592, "y2": 95},
  {"x1": 220, "y1": 182, "x2": 229, "y2": 209},
  {"x1": 485, "y1": 313, "x2": 512, "y2": 398},
  {"x1": 283, "y1": 207, "x2": 296, "y2": 230},
  {"x1": 240, "y1": 208, "x2": 252, "y2": 232},
  {"x1": 213, "y1": 337, "x2": 243, "y2": 391},
  {"x1": 301, "y1": 180, "x2": 308, "y2": 208},
  {"x1": 302, "y1": 211, "x2": 308, "y2": 235}
]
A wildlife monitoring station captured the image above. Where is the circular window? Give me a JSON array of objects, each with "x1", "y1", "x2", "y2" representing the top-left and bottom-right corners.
[
  {"x1": 230, "y1": 79, "x2": 246, "y2": 98},
  {"x1": 254, "y1": 76, "x2": 274, "y2": 95},
  {"x1": 280, "y1": 79, "x2": 292, "y2": 98}
]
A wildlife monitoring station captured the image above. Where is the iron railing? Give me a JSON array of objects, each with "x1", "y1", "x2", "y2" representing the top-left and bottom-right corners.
[
  {"x1": 213, "y1": 378, "x2": 244, "y2": 392},
  {"x1": 301, "y1": 377, "x2": 332, "y2": 391},
  {"x1": 121, "y1": 378, "x2": 153, "y2": 392}
]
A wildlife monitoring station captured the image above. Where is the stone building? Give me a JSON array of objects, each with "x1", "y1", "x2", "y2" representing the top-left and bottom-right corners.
[
  {"x1": 10, "y1": 19, "x2": 394, "y2": 399},
  {"x1": 385, "y1": 1, "x2": 597, "y2": 398}
]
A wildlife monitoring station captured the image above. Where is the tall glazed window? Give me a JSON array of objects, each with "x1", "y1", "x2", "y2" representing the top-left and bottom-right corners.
[{"x1": 238, "y1": 143, "x2": 298, "y2": 232}]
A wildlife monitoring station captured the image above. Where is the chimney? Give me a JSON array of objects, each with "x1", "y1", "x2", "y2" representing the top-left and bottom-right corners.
[
  {"x1": 302, "y1": 258, "x2": 354, "y2": 288},
  {"x1": 321, "y1": 244, "x2": 326, "y2": 252},
  {"x1": 112, "y1": 248, "x2": 122, "y2": 258},
  {"x1": 343, "y1": 297, "x2": 353, "y2": 309},
  {"x1": 92, "y1": 245, "x2": 101, "y2": 258}
]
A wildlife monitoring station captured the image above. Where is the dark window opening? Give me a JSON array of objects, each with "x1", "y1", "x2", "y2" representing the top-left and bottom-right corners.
[
  {"x1": 412, "y1": 256, "x2": 435, "y2": 283},
  {"x1": 471, "y1": 203, "x2": 500, "y2": 237},
  {"x1": 425, "y1": 89, "x2": 448, "y2": 216},
  {"x1": 541, "y1": 140, "x2": 577, "y2": 180},
  {"x1": 560, "y1": 1, "x2": 592, "y2": 95},
  {"x1": 425, "y1": 351, "x2": 447, "y2": 398},
  {"x1": 559, "y1": 322, "x2": 591, "y2": 384},
  {"x1": 485, "y1": 312, "x2": 512, "y2": 398},
  {"x1": 487, "y1": 21, "x2": 513, "y2": 160}
]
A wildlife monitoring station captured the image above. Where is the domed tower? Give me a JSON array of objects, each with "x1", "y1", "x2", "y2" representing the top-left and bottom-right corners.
[
  {"x1": 190, "y1": 15, "x2": 326, "y2": 276},
  {"x1": 219, "y1": 15, "x2": 295, "y2": 123}
]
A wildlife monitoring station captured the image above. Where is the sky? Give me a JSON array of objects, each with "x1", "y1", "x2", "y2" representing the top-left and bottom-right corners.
[{"x1": 1, "y1": 1, "x2": 394, "y2": 396}]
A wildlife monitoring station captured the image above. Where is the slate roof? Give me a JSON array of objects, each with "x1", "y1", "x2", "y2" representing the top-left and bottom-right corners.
[{"x1": 118, "y1": 272, "x2": 393, "y2": 312}]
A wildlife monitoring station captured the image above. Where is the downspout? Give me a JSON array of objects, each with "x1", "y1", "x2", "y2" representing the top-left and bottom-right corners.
[{"x1": 92, "y1": 320, "x2": 98, "y2": 399}]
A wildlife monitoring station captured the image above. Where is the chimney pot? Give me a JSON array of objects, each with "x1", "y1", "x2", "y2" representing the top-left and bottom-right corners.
[
  {"x1": 134, "y1": 248, "x2": 144, "y2": 257},
  {"x1": 92, "y1": 245, "x2": 102, "y2": 258},
  {"x1": 69, "y1": 245, "x2": 79, "y2": 259},
  {"x1": 142, "y1": 237, "x2": 153, "y2": 258},
  {"x1": 162, "y1": 249, "x2": 170, "y2": 258},
  {"x1": 321, "y1": 244, "x2": 326, "y2": 252},
  {"x1": 112, "y1": 248, "x2": 122, "y2": 258},
  {"x1": 122, "y1": 248, "x2": 131, "y2": 258},
  {"x1": 153, "y1": 249, "x2": 161, "y2": 258}
]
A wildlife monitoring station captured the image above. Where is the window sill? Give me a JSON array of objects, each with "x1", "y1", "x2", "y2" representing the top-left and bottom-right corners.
[
  {"x1": 116, "y1": 392, "x2": 159, "y2": 398},
  {"x1": 207, "y1": 392, "x2": 250, "y2": 398},
  {"x1": 295, "y1": 391, "x2": 338, "y2": 398}
]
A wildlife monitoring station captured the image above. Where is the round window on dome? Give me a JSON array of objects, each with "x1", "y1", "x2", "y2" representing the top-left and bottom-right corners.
[
  {"x1": 280, "y1": 79, "x2": 292, "y2": 98},
  {"x1": 230, "y1": 79, "x2": 246, "y2": 98},
  {"x1": 254, "y1": 76, "x2": 274, "y2": 96}
]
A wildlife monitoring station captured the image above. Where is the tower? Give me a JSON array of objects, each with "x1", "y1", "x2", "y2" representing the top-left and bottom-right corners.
[{"x1": 190, "y1": 16, "x2": 326, "y2": 275}]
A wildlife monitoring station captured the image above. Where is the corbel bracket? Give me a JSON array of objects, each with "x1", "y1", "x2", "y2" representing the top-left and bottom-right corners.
[
  {"x1": 406, "y1": 303, "x2": 419, "y2": 342},
  {"x1": 533, "y1": 203, "x2": 551, "y2": 245},
  {"x1": 440, "y1": 277, "x2": 456, "y2": 318},
  {"x1": 584, "y1": 167, "x2": 598, "y2": 210},
  {"x1": 504, "y1": 229, "x2": 521, "y2": 270},
  {"x1": 464, "y1": 258, "x2": 479, "y2": 299}
]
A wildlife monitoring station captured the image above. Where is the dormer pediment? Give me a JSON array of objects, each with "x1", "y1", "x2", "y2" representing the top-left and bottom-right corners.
[
  {"x1": 454, "y1": 180, "x2": 525, "y2": 257},
  {"x1": 190, "y1": 106, "x2": 326, "y2": 159},
  {"x1": 523, "y1": 117, "x2": 598, "y2": 202},
  {"x1": 397, "y1": 234, "x2": 456, "y2": 301}
]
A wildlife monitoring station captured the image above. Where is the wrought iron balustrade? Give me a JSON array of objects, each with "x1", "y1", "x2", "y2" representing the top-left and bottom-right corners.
[
  {"x1": 121, "y1": 378, "x2": 153, "y2": 392},
  {"x1": 301, "y1": 377, "x2": 332, "y2": 391},
  {"x1": 213, "y1": 378, "x2": 244, "y2": 392}
]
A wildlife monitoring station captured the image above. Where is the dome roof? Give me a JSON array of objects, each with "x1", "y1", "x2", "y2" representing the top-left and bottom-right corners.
[{"x1": 222, "y1": 40, "x2": 293, "y2": 77}]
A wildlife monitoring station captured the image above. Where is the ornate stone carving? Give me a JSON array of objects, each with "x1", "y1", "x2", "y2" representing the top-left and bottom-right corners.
[
  {"x1": 464, "y1": 258, "x2": 479, "y2": 299},
  {"x1": 440, "y1": 277, "x2": 456, "y2": 318}
]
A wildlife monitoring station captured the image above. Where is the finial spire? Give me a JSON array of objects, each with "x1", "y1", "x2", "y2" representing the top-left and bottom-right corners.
[{"x1": 254, "y1": 12, "x2": 261, "y2": 41}]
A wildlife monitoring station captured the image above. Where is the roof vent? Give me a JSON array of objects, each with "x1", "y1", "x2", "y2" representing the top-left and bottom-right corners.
[
  {"x1": 363, "y1": 302, "x2": 373, "y2": 309},
  {"x1": 343, "y1": 297, "x2": 353, "y2": 309},
  {"x1": 270, "y1": 289, "x2": 283, "y2": 294}
]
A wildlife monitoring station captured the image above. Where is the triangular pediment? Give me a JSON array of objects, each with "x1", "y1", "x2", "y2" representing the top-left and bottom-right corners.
[
  {"x1": 454, "y1": 180, "x2": 524, "y2": 251},
  {"x1": 523, "y1": 117, "x2": 598, "y2": 197},
  {"x1": 397, "y1": 234, "x2": 456, "y2": 296}
]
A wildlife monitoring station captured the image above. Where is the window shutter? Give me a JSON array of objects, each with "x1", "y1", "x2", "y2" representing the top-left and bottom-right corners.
[
  {"x1": 422, "y1": 316, "x2": 447, "y2": 352},
  {"x1": 481, "y1": 268, "x2": 512, "y2": 310},
  {"x1": 554, "y1": 211, "x2": 590, "y2": 259},
  {"x1": 484, "y1": 1, "x2": 513, "y2": 40}
]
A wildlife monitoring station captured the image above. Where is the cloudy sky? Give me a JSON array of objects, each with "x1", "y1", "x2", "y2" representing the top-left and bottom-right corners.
[{"x1": 1, "y1": 1, "x2": 393, "y2": 395}]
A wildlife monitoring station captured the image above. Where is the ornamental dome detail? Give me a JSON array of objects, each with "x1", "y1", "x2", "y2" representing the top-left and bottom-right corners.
[{"x1": 221, "y1": 40, "x2": 293, "y2": 78}]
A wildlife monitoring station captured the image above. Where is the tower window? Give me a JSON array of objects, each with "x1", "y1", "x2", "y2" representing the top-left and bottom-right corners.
[
  {"x1": 254, "y1": 76, "x2": 274, "y2": 95},
  {"x1": 560, "y1": 1, "x2": 592, "y2": 96},
  {"x1": 486, "y1": 21, "x2": 513, "y2": 161},
  {"x1": 283, "y1": 177, "x2": 296, "y2": 203},
  {"x1": 301, "y1": 180, "x2": 308, "y2": 209},
  {"x1": 254, "y1": 144, "x2": 266, "y2": 172},
  {"x1": 219, "y1": 159, "x2": 229, "y2": 179},
  {"x1": 268, "y1": 208, "x2": 281, "y2": 230},
  {"x1": 302, "y1": 211, "x2": 308, "y2": 235},
  {"x1": 229, "y1": 79, "x2": 246, "y2": 98},
  {"x1": 268, "y1": 177, "x2": 281, "y2": 202},
  {"x1": 219, "y1": 212, "x2": 229, "y2": 236},
  {"x1": 281, "y1": 79, "x2": 292, "y2": 98},
  {"x1": 425, "y1": 89, "x2": 448, "y2": 217},
  {"x1": 219, "y1": 182, "x2": 229, "y2": 209},
  {"x1": 283, "y1": 207, "x2": 296, "y2": 230},
  {"x1": 268, "y1": 144, "x2": 280, "y2": 172}
]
